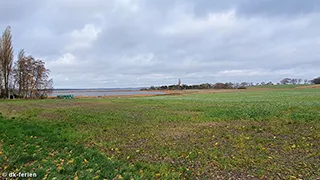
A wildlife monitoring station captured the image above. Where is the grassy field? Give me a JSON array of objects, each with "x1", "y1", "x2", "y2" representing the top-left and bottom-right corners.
[{"x1": 0, "y1": 88, "x2": 319, "y2": 179}]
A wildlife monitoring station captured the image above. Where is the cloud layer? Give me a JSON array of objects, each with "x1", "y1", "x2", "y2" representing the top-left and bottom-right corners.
[{"x1": 1, "y1": 0, "x2": 320, "y2": 88}]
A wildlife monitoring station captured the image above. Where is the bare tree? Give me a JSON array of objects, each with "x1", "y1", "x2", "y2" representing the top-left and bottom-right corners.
[
  {"x1": 0, "y1": 36, "x2": 3, "y2": 96},
  {"x1": 266, "y1": 81, "x2": 274, "y2": 85},
  {"x1": 13, "y1": 49, "x2": 26, "y2": 97},
  {"x1": 240, "y1": 82, "x2": 249, "y2": 87},
  {"x1": 13, "y1": 53, "x2": 53, "y2": 99},
  {"x1": 280, "y1": 78, "x2": 291, "y2": 85},
  {"x1": 290, "y1": 79, "x2": 298, "y2": 85},
  {"x1": 0, "y1": 26, "x2": 14, "y2": 98},
  {"x1": 31, "y1": 59, "x2": 52, "y2": 98}
]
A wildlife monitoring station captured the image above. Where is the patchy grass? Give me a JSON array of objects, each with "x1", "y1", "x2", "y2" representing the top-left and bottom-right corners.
[
  {"x1": 0, "y1": 116, "x2": 181, "y2": 179},
  {"x1": 0, "y1": 88, "x2": 319, "y2": 179}
]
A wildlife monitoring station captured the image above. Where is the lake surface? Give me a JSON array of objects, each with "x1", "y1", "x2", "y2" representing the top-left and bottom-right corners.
[{"x1": 50, "y1": 89, "x2": 165, "y2": 97}]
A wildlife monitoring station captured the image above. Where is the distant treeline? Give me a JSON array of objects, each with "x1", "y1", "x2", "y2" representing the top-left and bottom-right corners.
[
  {"x1": 142, "y1": 77, "x2": 320, "y2": 91},
  {"x1": 141, "y1": 82, "x2": 249, "y2": 91}
]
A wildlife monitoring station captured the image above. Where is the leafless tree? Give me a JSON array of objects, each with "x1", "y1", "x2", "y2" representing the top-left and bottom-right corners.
[
  {"x1": 280, "y1": 78, "x2": 291, "y2": 85},
  {"x1": 0, "y1": 26, "x2": 14, "y2": 98},
  {"x1": 13, "y1": 49, "x2": 25, "y2": 97},
  {"x1": 0, "y1": 37, "x2": 2, "y2": 96},
  {"x1": 13, "y1": 53, "x2": 52, "y2": 99}
]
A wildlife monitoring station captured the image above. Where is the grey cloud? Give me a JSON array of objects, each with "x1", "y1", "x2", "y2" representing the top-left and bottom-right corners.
[
  {"x1": 238, "y1": 0, "x2": 320, "y2": 17},
  {"x1": 0, "y1": 0, "x2": 43, "y2": 23},
  {"x1": 0, "y1": 0, "x2": 319, "y2": 88},
  {"x1": 183, "y1": 0, "x2": 320, "y2": 17}
]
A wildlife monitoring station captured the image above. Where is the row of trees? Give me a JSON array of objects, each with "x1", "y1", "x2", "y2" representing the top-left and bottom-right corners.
[
  {"x1": 279, "y1": 78, "x2": 314, "y2": 85},
  {"x1": 142, "y1": 77, "x2": 319, "y2": 91},
  {"x1": 142, "y1": 82, "x2": 247, "y2": 91},
  {"x1": 0, "y1": 26, "x2": 52, "y2": 99}
]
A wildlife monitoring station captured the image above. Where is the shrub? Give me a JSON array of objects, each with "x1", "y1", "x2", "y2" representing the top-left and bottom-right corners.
[{"x1": 237, "y1": 86, "x2": 247, "y2": 89}]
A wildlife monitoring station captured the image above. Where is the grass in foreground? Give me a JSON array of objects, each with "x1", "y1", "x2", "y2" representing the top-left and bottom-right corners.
[
  {"x1": 0, "y1": 88, "x2": 319, "y2": 179},
  {"x1": 0, "y1": 116, "x2": 180, "y2": 179}
]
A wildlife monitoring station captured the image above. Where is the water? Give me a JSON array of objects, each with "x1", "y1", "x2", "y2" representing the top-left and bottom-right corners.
[{"x1": 50, "y1": 89, "x2": 165, "y2": 97}]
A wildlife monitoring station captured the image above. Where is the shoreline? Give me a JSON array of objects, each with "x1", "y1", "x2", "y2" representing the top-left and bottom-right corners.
[{"x1": 49, "y1": 89, "x2": 247, "y2": 99}]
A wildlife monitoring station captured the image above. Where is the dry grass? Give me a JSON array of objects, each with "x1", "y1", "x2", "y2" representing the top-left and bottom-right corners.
[{"x1": 296, "y1": 84, "x2": 320, "y2": 89}]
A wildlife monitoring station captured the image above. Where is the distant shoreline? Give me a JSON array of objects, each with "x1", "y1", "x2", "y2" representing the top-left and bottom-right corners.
[
  {"x1": 52, "y1": 89, "x2": 142, "y2": 93},
  {"x1": 49, "y1": 89, "x2": 166, "y2": 98}
]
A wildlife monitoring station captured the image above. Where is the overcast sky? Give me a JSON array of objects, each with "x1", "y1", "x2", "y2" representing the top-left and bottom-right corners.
[{"x1": 1, "y1": 0, "x2": 320, "y2": 88}]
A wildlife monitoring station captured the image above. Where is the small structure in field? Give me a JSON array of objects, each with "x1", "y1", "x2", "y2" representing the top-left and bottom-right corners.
[{"x1": 57, "y1": 95, "x2": 74, "y2": 99}]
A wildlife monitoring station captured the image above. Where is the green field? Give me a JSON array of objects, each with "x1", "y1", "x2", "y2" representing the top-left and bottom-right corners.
[{"x1": 0, "y1": 88, "x2": 319, "y2": 179}]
